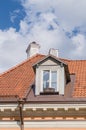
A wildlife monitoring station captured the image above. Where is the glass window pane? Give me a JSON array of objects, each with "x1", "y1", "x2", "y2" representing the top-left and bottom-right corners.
[
  {"x1": 43, "y1": 70, "x2": 50, "y2": 88},
  {"x1": 51, "y1": 71, "x2": 57, "y2": 81},
  {"x1": 51, "y1": 71, "x2": 57, "y2": 90}
]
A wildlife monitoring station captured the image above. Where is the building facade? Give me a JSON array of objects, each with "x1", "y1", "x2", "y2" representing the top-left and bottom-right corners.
[{"x1": 0, "y1": 42, "x2": 86, "y2": 130}]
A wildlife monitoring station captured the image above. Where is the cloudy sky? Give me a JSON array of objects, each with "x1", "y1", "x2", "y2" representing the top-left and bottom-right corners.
[{"x1": 0, "y1": 0, "x2": 86, "y2": 73}]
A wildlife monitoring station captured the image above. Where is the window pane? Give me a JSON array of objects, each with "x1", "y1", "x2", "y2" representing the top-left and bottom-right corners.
[
  {"x1": 51, "y1": 71, "x2": 57, "y2": 90},
  {"x1": 43, "y1": 70, "x2": 50, "y2": 88}
]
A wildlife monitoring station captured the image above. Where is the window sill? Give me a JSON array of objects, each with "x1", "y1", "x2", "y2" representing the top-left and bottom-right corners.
[{"x1": 40, "y1": 92, "x2": 59, "y2": 95}]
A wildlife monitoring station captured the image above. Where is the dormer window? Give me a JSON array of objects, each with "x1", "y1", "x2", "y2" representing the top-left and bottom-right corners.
[
  {"x1": 51, "y1": 71, "x2": 57, "y2": 89},
  {"x1": 43, "y1": 70, "x2": 49, "y2": 89},
  {"x1": 43, "y1": 70, "x2": 57, "y2": 92},
  {"x1": 33, "y1": 55, "x2": 70, "y2": 96}
]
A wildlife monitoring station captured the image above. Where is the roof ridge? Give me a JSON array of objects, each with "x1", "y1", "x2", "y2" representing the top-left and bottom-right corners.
[
  {"x1": 60, "y1": 58, "x2": 86, "y2": 63},
  {"x1": 0, "y1": 54, "x2": 45, "y2": 76},
  {"x1": 33, "y1": 54, "x2": 69, "y2": 68},
  {"x1": 59, "y1": 58, "x2": 71, "y2": 62},
  {"x1": 70, "y1": 59, "x2": 86, "y2": 61}
]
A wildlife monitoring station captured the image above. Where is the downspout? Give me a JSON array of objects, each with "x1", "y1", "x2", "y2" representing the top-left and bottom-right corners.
[
  {"x1": 16, "y1": 96, "x2": 24, "y2": 130},
  {"x1": 18, "y1": 101, "x2": 24, "y2": 130}
]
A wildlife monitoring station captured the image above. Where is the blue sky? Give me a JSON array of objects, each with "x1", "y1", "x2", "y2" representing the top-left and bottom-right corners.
[
  {"x1": 0, "y1": 0, "x2": 25, "y2": 30},
  {"x1": 0, "y1": 0, "x2": 86, "y2": 73}
]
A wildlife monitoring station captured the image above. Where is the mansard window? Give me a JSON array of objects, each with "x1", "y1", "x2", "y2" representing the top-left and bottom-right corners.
[{"x1": 43, "y1": 70, "x2": 57, "y2": 92}]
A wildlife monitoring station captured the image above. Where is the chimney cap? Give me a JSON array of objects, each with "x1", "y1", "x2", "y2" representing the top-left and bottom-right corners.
[
  {"x1": 26, "y1": 41, "x2": 40, "y2": 53},
  {"x1": 26, "y1": 41, "x2": 40, "y2": 58},
  {"x1": 49, "y1": 48, "x2": 59, "y2": 57}
]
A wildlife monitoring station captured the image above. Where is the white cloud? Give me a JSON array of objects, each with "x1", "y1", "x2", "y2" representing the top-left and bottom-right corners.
[
  {"x1": 71, "y1": 34, "x2": 86, "y2": 58},
  {"x1": 0, "y1": 0, "x2": 86, "y2": 73},
  {"x1": 0, "y1": 28, "x2": 28, "y2": 72},
  {"x1": 20, "y1": 0, "x2": 86, "y2": 58},
  {"x1": 21, "y1": 0, "x2": 86, "y2": 31},
  {"x1": 10, "y1": 9, "x2": 20, "y2": 23},
  {"x1": 19, "y1": 20, "x2": 29, "y2": 35}
]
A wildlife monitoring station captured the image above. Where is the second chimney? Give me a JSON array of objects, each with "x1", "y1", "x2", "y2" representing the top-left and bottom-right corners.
[
  {"x1": 26, "y1": 41, "x2": 40, "y2": 58},
  {"x1": 49, "y1": 48, "x2": 59, "y2": 57}
]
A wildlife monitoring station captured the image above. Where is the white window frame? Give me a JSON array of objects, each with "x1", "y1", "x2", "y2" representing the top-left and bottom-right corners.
[{"x1": 42, "y1": 69, "x2": 58, "y2": 92}]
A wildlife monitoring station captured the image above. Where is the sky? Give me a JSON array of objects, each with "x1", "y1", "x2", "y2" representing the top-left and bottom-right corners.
[{"x1": 0, "y1": 0, "x2": 86, "y2": 73}]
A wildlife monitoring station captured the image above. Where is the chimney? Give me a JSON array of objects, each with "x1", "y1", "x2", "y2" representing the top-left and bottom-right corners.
[
  {"x1": 49, "y1": 48, "x2": 59, "y2": 57},
  {"x1": 26, "y1": 41, "x2": 40, "y2": 58}
]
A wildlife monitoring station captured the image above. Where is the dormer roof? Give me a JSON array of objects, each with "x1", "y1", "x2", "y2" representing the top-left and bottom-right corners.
[
  {"x1": 33, "y1": 54, "x2": 70, "y2": 83},
  {"x1": 33, "y1": 54, "x2": 67, "y2": 67}
]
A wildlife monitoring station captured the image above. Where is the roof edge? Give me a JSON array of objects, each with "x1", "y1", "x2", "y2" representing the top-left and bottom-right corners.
[{"x1": 0, "y1": 54, "x2": 45, "y2": 76}]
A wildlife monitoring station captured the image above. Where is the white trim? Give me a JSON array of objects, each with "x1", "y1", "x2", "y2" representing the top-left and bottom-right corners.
[
  {"x1": 57, "y1": 69, "x2": 59, "y2": 91},
  {"x1": 0, "y1": 121, "x2": 20, "y2": 128},
  {"x1": 0, "y1": 104, "x2": 18, "y2": 111},
  {"x1": 24, "y1": 120, "x2": 86, "y2": 128},
  {"x1": 24, "y1": 103, "x2": 86, "y2": 111},
  {"x1": 40, "y1": 70, "x2": 43, "y2": 92},
  {"x1": 59, "y1": 67, "x2": 65, "y2": 95},
  {"x1": 0, "y1": 120, "x2": 86, "y2": 128},
  {"x1": 50, "y1": 70, "x2": 51, "y2": 88},
  {"x1": 35, "y1": 67, "x2": 39, "y2": 95},
  {"x1": 0, "y1": 103, "x2": 86, "y2": 111},
  {"x1": 0, "y1": 104, "x2": 17, "y2": 107}
]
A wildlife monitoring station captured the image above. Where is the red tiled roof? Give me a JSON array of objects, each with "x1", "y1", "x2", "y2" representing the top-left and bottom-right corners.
[
  {"x1": 0, "y1": 54, "x2": 86, "y2": 99},
  {"x1": 60, "y1": 58, "x2": 86, "y2": 97},
  {"x1": 0, "y1": 54, "x2": 45, "y2": 98},
  {"x1": 67, "y1": 60, "x2": 86, "y2": 97}
]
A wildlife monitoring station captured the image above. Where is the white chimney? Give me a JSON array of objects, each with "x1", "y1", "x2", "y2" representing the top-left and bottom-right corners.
[
  {"x1": 26, "y1": 41, "x2": 40, "y2": 58},
  {"x1": 49, "y1": 48, "x2": 59, "y2": 57}
]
